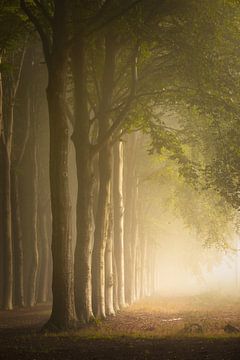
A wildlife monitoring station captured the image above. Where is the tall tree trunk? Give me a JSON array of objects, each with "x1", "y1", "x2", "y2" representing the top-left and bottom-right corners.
[
  {"x1": 140, "y1": 232, "x2": 147, "y2": 298},
  {"x1": 113, "y1": 141, "x2": 126, "y2": 308},
  {"x1": 124, "y1": 133, "x2": 138, "y2": 305},
  {"x1": 130, "y1": 180, "x2": 138, "y2": 303},
  {"x1": 27, "y1": 102, "x2": 39, "y2": 307},
  {"x1": 21, "y1": 1, "x2": 76, "y2": 329},
  {"x1": 2, "y1": 73, "x2": 17, "y2": 310},
  {"x1": 92, "y1": 146, "x2": 112, "y2": 318},
  {"x1": 11, "y1": 172, "x2": 24, "y2": 307},
  {"x1": 46, "y1": 76, "x2": 76, "y2": 328},
  {"x1": 105, "y1": 199, "x2": 115, "y2": 316},
  {"x1": 45, "y1": 7, "x2": 76, "y2": 330},
  {"x1": 92, "y1": 33, "x2": 116, "y2": 319},
  {"x1": 113, "y1": 252, "x2": 120, "y2": 312},
  {"x1": 0, "y1": 53, "x2": 3, "y2": 306},
  {"x1": 72, "y1": 32, "x2": 94, "y2": 323},
  {"x1": 2, "y1": 104, "x2": 13, "y2": 310},
  {"x1": 38, "y1": 210, "x2": 50, "y2": 303},
  {"x1": 0, "y1": 54, "x2": 2, "y2": 135}
]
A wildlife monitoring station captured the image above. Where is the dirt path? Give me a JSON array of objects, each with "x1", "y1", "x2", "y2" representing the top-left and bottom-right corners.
[{"x1": 1, "y1": 294, "x2": 240, "y2": 359}]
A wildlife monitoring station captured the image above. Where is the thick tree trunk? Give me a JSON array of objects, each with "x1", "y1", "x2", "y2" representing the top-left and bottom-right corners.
[
  {"x1": 21, "y1": 1, "x2": 76, "y2": 329},
  {"x1": 92, "y1": 33, "x2": 116, "y2": 319},
  {"x1": 113, "y1": 141, "x2": 126, "y2": 308},
  {"x1": 46, "y1": 73, "x2": 77, "y2": 328},
  {"x1": 72, "y1": 34, "x2": 94, "y2": 323},
  {"x1": 46, "y1": 78, "x2": 76, "y2": 328}
]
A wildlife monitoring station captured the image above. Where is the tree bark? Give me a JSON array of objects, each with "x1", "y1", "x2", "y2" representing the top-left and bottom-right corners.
[
  {"x1": 113, "y1": 251, "x2": 120, "y2": 312},
  {"x1": 124, "y1": 133, "x2": 138, "y2": 305},
  {"x1": 38, "y1": 210, "x2": 50, "y2": 303},
  {"x1": 0, "y1": 53, "x2": 3, "y2": 307},
  {"x1": 92, "y1": 33, "x2": 117, "y2": 318},
  {"x1": 20, "y1": 1, "x2": 77, "y2": 329},
  {"x1": 72, "y1": 32, "x2": 95, "y2": 323},
  {"x1": 11, "y1": 172, "x2": 24, "y2": 307},
  {"x1": 0, "y1": 54, "x2": 2, "y2": 135},
  {"x1": 113, "y1": 141, "x2": 126, "y2": 308},
  {"x1": 140, "y1": 232, "x2": 147, "y2": 298},
  {"x1": 44, "y1": 2, "x2": 77, "y2": 330},
  {"x1": 26, "y1": 101, "x2": 39, "y2": 307},
  {"x1": 105, "y1": 200, "x2": 115, "y2": 316},
  {"x1": 1, "y1": 75, "x2": 15, "y2": 310}
]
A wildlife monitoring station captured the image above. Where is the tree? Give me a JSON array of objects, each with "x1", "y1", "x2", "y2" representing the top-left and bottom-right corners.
[
  {"x1": 113, "y1": 140, "x2": 126, "y2": 308},
  {"x1": 20, "y1": 0, "x2": 77, "y2": 329}
]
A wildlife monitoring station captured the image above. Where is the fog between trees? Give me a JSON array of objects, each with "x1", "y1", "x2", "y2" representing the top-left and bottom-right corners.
[{"x1": 1, "y1": 0, "x2": 240, "y2": 331}]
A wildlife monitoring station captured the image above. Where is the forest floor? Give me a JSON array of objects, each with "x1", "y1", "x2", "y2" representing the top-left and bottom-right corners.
[{"x1": 1, "y1": 293, "x2": 240, "y2": 359}]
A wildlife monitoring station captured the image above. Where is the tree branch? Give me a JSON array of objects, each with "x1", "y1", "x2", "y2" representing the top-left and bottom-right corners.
[
  {"x1": 13, "y1": 40, "x2": 28, "y2": 97},
  {"x1": 20, "y1": 0, "x2": 51, "y2": 66},
  {"x1": 33, "y1": 0, "x2": 54, "y2": 27},
  {"x1": 91, "y1": 43, "x2": 139, "y2": 155},
  {"x1": 87, "y1": 0, "x2": 143, "y2": 35}
]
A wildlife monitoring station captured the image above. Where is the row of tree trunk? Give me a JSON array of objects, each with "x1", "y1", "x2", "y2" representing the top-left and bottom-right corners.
[
  {"x1": 0, "y1": 45, "x2": 52, "y2": 310},
  {"x1": 1, "y1": 2, "x2": 161, "y2": 330}
]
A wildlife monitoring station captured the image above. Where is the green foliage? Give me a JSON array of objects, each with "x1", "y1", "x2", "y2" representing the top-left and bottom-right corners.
[{"x1": 0, "y1": 1, "x2": 29, "y2": 51}]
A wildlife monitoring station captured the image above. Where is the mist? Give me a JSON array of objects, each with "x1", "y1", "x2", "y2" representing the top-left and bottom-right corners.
[{"x1": 1, "y1": 1, "x2": 240, "y2": 359}]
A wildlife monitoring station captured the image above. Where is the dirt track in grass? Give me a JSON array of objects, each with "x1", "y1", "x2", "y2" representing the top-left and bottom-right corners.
[{"x1": 1, "y1": 293, "x2": 240, "y2": 359}]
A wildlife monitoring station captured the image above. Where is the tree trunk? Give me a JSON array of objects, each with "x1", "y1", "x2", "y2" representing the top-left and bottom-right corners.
[
  {"x1": 105, "y1": 200, "x2": 115, "y2": 316},
  {"x1": 92, "y1": 34, "x2": 117, "y2": 319},
  {"x1": 92, "y1": 146, "x2": 112, "y2": 318},
  {"x1": 38, "y1": 211, "x2": 50, "y2": 303},
  {"x1": 113, "y1": 141, "x2": 126, "y2": 308},
  {"x1": 46, "y1": 74, "x2": 77, "y2": 328},
  {"x1": 113, "y1": 252, "x2": 120, "y2": 312},
  {"x1": 124, "y1": 133, "x2": 138, "y2": 305},
  {"x1": 130, "y1": 183, "x2": 138, "y2": 303},
  {"x1": 0, "y1": 54, "x2": 2, "y2": 134},
  {"x1": 2, "y1": 131, "x2": 13, "y2": 310},
  {"x1": 0, "y1": 53, "x2": 3, "y2": 307},
  {"x1": 21, "y1": 1, "x2": 77, "y2": 329},
  {"x1": 140, "y1": 232, "x2": 147, "y2": 298},
  {"x1": 1, "y1": 77, "x2": 14, "y2": 310},
  {"x1": 72, "y1": 33, "x2": 94, "y2": 323},
  {"x1": 11, "y1": 172, "x2": 24, "y2": 307},
  {"x1": 27, "y1": 105, "x2": 39, "y2": 307}
]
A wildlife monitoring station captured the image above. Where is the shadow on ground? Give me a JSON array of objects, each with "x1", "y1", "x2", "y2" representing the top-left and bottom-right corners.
[{"x1": 1, "y1": 294, "x2": 240, "y2": 360}]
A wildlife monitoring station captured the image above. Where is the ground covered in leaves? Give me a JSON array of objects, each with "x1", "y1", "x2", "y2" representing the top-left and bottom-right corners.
[{"x1": 1, "y1": 293, "x2": 240, "y2": 359}]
